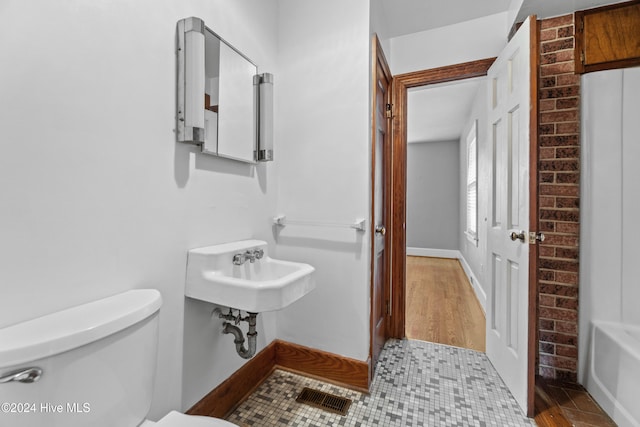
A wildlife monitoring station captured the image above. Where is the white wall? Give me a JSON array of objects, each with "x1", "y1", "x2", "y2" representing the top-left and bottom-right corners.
[
  {"x1": 389, "y1": 12, "x2": 508, "y2": 75},
  {"x1": 579, "y1": 66, "x2": 640, "y2": 382},
  {"x1": 406, "y1": 141, "x2": 460, "y2": 250},
  {"x1": 621, "y1": 68, "x2": 640, "y2": 326},
  {"x1": 369, "y1": 0, "x2": 392, "y2": 60},
  {"x1": 0, "y1": 0, "x2": 278, "y2": 419},
  {"x1": 274, "y1": 0, "x2": 372, "y2": 361}
]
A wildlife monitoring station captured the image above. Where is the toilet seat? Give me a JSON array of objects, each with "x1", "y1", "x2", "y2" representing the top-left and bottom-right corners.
[{"x1": 153, "y1": 411, "x2": 236, "y2": 426}]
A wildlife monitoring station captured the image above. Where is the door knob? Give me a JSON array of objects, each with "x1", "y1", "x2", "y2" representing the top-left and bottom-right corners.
[
  {"x1": 375, "y1": 225, "x2": 386, "y2": 236},
  {"x1": 510, "y1": 230, "x2": 526, "y2": 243}
]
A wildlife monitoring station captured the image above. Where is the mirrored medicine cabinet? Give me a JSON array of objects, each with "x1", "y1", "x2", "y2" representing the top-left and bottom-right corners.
[{"x1": 176, "y1": 17, "x2": 273, "y2": 163}]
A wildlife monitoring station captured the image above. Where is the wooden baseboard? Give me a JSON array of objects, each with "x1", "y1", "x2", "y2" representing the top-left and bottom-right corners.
[
  {"x1": 274, "y1": 340, "x2": 370, "y2": 392},
  {"x1": 186, "y1": 340, "x2": 277, "y2": 418},
  {"x1": 187, "y1": 339, "x2": 369, "y2": 418}
]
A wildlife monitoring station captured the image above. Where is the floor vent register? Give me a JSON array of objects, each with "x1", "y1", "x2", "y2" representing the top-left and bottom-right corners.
[{"x1": 295, "y1": 387, "x2": 352, "y2": 416}]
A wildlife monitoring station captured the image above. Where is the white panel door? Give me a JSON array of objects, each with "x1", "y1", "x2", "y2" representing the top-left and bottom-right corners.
[{"x1": 486, "y1": 16, "x2": 533, "y2": 413}]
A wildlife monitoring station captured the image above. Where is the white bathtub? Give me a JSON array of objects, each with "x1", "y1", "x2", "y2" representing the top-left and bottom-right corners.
[{"x1": 587, "y1": 321, "x2": 640, "y2": 427}]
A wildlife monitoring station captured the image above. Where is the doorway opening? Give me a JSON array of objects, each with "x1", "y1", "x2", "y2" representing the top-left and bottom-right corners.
[
  {"x1": 379, "y1": 16, "x2": 539, "y2": 416},
  {"x1": 404, "y1": 77, "x2": 488, "y2": 353},
  {"x1": 387, "y1": 58, "x2": 496, "y2": 340}
]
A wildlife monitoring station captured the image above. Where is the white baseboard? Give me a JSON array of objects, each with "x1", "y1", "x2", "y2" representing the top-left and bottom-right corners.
[
  {"x1": 457, "y1": 254, "x2": 486, "y2": 314},
  {"x1": 406, "y1": 247, "x2": 486, "y2": 314},
  {"x1": 406, "y1": 247, "x2": 459, "y2": 259}
]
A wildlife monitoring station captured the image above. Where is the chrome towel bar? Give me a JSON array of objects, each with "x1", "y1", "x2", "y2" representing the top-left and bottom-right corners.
[{"x1": 273, "y1": 215, "x2": 366, "y2": 232}]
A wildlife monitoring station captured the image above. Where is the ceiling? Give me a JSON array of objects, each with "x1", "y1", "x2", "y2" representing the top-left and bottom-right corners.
[
  {"x1": 379, "y1": 0, "x2": 510, "y2": 39},
  {"x1": 407, "y1": 78, "x2": 483, "y2": 144},
  {"x1": 388, "y1": 0, "x2": 626, "y2": 144},
  {"x1": 380, "y1": 0, "x2": 628, "y2": 39},
  {"x1": 515, "y1": 0, "x2": 629, "y2": 23}
]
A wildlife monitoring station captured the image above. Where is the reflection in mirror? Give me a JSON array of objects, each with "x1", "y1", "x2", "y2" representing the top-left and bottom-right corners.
[
  {"x1": 202, "y1": 29, "x2": 220, "y2": 155},
  {"x1": 207, "y1": 39, "x2": 257, "y2": 162},
  {"x1": 201, "y1": 28, "x2": 257, "y2": 163}
]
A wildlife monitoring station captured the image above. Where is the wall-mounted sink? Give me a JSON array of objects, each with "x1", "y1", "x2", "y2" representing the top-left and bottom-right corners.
[{"x1": 185, "y1": 240, "x2": 315, "y2": 312}]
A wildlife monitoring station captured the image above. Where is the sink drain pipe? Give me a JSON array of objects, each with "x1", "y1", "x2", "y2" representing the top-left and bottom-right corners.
[{"x1": 215, "y1": 309, "x2": 258, "y2": 359}]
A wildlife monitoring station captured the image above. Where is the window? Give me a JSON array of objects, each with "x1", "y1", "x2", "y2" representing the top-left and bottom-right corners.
[{"x1": 466, "y1": 121, "x2": 478, "y2": 244}]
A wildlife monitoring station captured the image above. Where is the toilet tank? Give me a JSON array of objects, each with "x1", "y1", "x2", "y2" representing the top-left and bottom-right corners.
[{"x1": 0, "y1": 290, "x2": 162, "y2": 427}]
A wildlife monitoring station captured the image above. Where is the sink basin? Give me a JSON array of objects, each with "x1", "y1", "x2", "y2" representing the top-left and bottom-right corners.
[{"x1": 185, "y1": 240, "x2": 315, "y2": 312}]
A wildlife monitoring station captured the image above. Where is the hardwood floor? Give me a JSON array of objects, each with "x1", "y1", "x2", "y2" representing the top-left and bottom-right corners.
[{"x1": 405, "y1": 256, "x2": 486, "y2": 352}]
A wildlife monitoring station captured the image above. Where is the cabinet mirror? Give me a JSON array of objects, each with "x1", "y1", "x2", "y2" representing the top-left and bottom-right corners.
[{"x1": 177, "y1": 17, "x2": 260, "y2": 164}]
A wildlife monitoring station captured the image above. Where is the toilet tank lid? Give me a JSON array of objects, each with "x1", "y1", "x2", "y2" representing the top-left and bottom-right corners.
[{"x1": 0, "y1": 289, "x2": 162, "y2": 367}]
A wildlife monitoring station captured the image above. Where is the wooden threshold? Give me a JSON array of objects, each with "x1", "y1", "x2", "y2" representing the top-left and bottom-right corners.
[
  {"x1": 187, "y1": 339, "x2": 369, "y2": 419},
  {"x1": 534, "y1": 380, "x2": 573, "y2": 427},
  {"x1": 534, "y1": 377, "x2": 617, "y2": 427}
]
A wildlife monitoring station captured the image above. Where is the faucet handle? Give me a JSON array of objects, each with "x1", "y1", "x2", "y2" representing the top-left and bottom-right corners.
[
  {"x1": 254, "y1": 249, "x2": 264, "y2": 259},
  {"x1": 244, "y1": 250, "x2": 257, "y2": 263},
  {"x1": 232, "y1": 253, "x2": 245, "y2": 265}
]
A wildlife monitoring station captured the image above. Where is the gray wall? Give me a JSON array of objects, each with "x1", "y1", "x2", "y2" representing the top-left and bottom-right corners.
[{"x1": 406, "y1": 140, "x2": 460, "y2": 250}]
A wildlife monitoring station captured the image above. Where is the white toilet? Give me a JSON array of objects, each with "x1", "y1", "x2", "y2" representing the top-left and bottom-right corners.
[{"x1": 0, "y1": 289, "x2": 235, "y2": 427}]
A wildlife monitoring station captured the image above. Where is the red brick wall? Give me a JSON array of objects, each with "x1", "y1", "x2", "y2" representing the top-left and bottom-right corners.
[{"x1": 537, "y1": 14, "x2": 581, "y2": 382}]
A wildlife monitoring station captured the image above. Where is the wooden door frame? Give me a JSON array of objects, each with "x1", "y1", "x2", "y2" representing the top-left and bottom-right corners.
[
  {"x1": 369, "y1": 34, "x2": 393, "y2": 383},
  {"x1": 388, "y1": 57, "x2": 497, "y2": 338},
  {"x1": 527, "y1": 18, "x2": 540, "y2": 417}
]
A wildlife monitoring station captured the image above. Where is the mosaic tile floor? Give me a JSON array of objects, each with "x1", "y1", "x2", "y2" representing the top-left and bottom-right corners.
[{"x1": 226, "y1": 339, "x2": 535, "y2": 426}]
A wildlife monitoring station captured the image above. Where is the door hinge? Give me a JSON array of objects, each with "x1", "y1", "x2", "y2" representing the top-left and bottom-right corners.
[
  {"x1": 386, "y1": 300, "x2": 391, "y2": 315},
  {"x1": 386, "y1": 103, "x2": 392, "y2": 118},
  {"x1": 529, "y1": 231, "x2": 545, "y2": 244},
  {"x1": 580, "y1": 51, "x2": 585, "y2": 64}
]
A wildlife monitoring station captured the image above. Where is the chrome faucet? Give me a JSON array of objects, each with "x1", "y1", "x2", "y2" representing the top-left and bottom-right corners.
[{"x1": 232, "y1": 249, "x2": 264, "y2": 265}]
